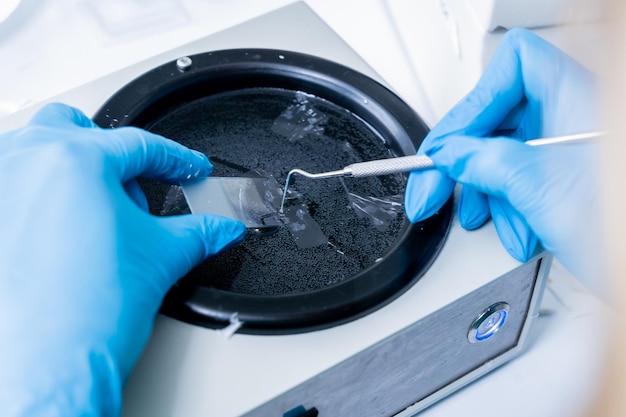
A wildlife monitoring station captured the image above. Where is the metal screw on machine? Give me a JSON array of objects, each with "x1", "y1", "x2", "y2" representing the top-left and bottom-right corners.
[
  {"x1": 468, "y1": 302, "x2": 510, "y2": 343},
  {"x1": 176, "y1": 56, "x2": 193, "y2": 71}
]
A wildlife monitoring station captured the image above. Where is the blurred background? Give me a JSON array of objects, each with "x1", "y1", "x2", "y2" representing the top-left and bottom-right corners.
[{"x1": 0, "y1": 1, "x2": 615, "y2": 416}]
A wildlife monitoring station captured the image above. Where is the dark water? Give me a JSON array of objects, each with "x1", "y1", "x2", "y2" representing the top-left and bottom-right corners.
[{"x1": 141, "y1": 87, "x2": 408, "y2": 295}]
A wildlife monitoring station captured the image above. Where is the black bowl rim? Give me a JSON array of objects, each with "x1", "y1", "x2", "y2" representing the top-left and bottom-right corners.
[{"x1": 92, "y1": 48, "x2": 453, "y2": 335}]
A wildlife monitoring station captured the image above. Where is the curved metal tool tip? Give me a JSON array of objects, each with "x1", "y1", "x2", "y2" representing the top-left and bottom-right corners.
[
  {"x1": 279, "y1": 167, "x2": 348, "y2": 212},
  {"x1": 279, "y1": 169, "x2": 301, "y2": 213}
]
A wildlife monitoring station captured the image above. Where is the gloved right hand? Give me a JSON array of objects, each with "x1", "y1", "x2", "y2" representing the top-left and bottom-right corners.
[{"x1": 405, "y1": 28, "x2": 606, "y2": 296}]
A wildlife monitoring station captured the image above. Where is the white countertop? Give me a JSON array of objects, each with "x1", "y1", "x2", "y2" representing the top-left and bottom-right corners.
[{"x1": 0, "y1": 1, "x2": 611, "y2": 416}]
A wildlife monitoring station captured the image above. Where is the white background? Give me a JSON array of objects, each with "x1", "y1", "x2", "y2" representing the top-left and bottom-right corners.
[{"x1": 0, "y1": 1, "x2": 612, "y2": 416}]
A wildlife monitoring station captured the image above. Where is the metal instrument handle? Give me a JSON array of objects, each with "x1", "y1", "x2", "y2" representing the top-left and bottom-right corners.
[
  {"x1": 344, "y1": 131, "x2": 605, "y2": 178},
  {"x1": 346, "y1": 154, "x2": 434, "y2": 177}
]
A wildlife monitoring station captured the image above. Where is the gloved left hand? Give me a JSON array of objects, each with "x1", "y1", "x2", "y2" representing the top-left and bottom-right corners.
[{"x1": 0, "y1": 103, "x2": 247, "y2": 416}]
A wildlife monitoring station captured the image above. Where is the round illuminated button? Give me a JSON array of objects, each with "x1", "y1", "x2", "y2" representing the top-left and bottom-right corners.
[{"x1": 468, "y1": 302, "x2": 510, "y2": 343}]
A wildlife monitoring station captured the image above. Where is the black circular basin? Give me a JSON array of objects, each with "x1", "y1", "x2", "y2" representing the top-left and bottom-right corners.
[{"x1": 93, "y1": 49, "x2": 452, "y2": 335}]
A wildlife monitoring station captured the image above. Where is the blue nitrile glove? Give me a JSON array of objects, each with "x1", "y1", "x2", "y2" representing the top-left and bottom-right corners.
[
  {"x1": 405, "y1": 28, "x2": 604, "y2": 294},
  {"x1": 0, "y1": 103, "x2": 246, "y2": 416}
]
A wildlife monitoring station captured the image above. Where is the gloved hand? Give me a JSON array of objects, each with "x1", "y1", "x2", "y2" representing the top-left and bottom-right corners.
[
  {"x1": 0, "y1": 103, "x2": 247, "y2": 416},
  {"x1": 405, "y1": 28, "x2": 605, "y2": 294}
]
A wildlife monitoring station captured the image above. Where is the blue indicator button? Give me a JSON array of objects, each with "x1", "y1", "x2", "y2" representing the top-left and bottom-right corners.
[{"x1": 468, "y1": 302, "x2": 510, "y2": 343}]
